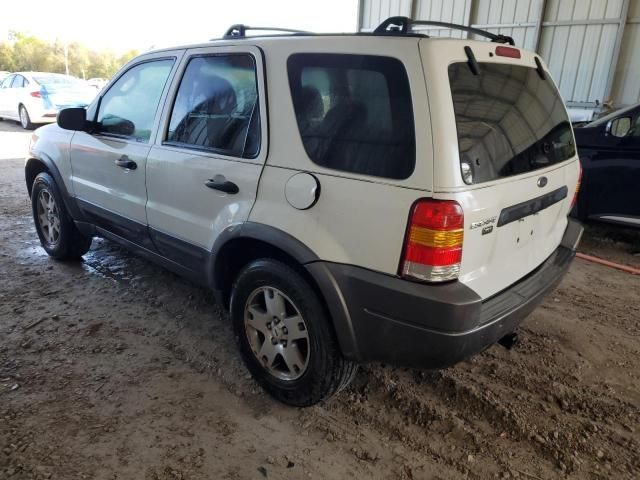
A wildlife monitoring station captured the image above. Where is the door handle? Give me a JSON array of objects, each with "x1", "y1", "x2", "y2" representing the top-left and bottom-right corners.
[
  {"x1": 115, "y1": 155, "x2": 137, "y2": 170},
  {"x1": 205, "y1": 177, "x2": 239, "y2": 194}
]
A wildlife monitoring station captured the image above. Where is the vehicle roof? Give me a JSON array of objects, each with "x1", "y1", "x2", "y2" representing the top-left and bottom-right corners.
[
  {"x1": 144, "y1": 32, "x2": 432, "y2": 55},
  {"x1": 143, "y1": 34, "x2": 535, "y2": 63}
]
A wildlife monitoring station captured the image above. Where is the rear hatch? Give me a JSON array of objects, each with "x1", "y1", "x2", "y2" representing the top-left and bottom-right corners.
[{"x1": 419, "y1": 39, "x2": 580, "y2": 299}]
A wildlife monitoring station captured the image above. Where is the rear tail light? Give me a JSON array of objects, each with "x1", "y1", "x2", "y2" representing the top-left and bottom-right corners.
[
  {"x1": 30, "y1": 91, "x2": 41, "y2": 98},
  {"x1": 399, "y1": 199, "x2": 464, "y2": 282},
  {"x1": 571, "y1": 162, "x2": 582, "y2": 208}
]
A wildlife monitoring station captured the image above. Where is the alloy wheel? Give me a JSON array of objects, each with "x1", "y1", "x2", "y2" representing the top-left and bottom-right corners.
[
  {"x1": 36, "y1": 189, "x2": 61, "y2": 246},
  {"x1": 244, "y1": 286, "x2": 310, "y2": 381}
]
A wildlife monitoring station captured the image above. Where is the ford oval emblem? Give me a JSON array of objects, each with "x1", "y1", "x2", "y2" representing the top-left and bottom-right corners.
[{"x1": 537, "y1": 176, "x2": 548, "y2": 188}]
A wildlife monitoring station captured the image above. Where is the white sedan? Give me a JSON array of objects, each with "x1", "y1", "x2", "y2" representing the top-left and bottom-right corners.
[{"x1": 0, "y1": 72, "x2": 97, "y2": 129}]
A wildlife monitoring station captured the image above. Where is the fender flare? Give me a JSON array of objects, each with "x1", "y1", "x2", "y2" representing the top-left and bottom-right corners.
[
  {"x1": 209, "y1": 222, "x2": 360, "y2": 360},
  {"x1": 25, "y1": 154, "x2": 85, "y2": 221}
]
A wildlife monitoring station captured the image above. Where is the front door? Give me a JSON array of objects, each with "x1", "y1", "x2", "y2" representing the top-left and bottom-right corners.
[
  {"x1": 69, "y1": 55, "x2": 179, "y2": 247},
  {"x1": 588, "y1": 112, "x2": 640, "y2": 223},
  {"x1": 145, "y1": 45, "x2": 268, "y2": 271}
]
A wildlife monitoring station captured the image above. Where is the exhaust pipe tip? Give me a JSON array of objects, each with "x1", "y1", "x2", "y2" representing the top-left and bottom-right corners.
[{"x1": 498, "y1": 332, "x2": 519, "y2": 350}]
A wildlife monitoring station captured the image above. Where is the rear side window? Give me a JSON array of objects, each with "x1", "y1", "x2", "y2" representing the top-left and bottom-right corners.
[
  {"x1": 448, "y1": 62, "x2": 575, "y2": 184},
  {"x1": 288, "y1": 54, "x2": 415, "y2": 179},
  {"x1": 11, "y1": 75, "x2": 25, "y2": 88},
  {"x1": 166, "y1": 54, "x2": 260, "y2": 158}
]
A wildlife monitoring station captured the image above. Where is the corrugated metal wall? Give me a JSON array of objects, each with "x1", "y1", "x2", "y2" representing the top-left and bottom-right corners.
[{"x1": 358, "y1": 0, "x2": 638, "y2": 111}]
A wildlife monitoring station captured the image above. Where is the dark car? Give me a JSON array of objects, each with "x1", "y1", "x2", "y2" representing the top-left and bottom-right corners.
[{"x1": 573, "y1": 103, "x2": 640, "y2": 228}]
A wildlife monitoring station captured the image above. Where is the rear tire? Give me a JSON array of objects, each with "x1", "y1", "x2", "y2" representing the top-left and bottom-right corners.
[
  {"x1": 230, "y1": 258, "x2": 357, "y2": 406},
  {"x1": 19, "y1": 105, "x2": 34, "y2": 130},
  {"x1": 31, "y1": 172, "x2": 92, "y2": 260}
]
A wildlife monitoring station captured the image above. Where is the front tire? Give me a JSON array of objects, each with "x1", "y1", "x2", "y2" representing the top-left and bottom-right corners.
[
  {"x1": 31, "y1": 172, "x2": 92, "y2": 260},
  {"x1": 230, "y1": 259, "x2": 357, "y2": 406},
  {"x1": 19, "y1": 105, "x2": 34, "y2": 130}
]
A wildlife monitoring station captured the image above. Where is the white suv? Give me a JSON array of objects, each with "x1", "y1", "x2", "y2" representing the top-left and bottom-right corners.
[{"x1": 25, "y1": 18, "x2": 583, "y2": 406}]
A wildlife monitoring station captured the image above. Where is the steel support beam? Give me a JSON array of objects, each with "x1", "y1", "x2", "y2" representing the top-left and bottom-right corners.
[
  {"x1": 533, "y1": 0, "x2": 548, "y2": 53},
  {"x1": 356, "y1": 0, "x2": 365, "y2": 32},
  {"x1": 604, "y1": 0, "x2": 631, "y2": 103}
]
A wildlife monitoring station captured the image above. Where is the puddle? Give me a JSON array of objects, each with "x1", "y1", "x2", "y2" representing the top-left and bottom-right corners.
[
  {"x1": 81, "y1": 238, "x2": 141, "y2": 283},
  {"x1": 12, "y1": 217, "x2": 170, "y2": 287}
]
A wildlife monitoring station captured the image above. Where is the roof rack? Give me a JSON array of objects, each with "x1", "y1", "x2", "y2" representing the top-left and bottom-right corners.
[
  {"x1": 222, "y1": 24, "x2": 311, "y2": 40},
  {"x1": 373, "y1": 16, "x2": 515, "y2": 46}
]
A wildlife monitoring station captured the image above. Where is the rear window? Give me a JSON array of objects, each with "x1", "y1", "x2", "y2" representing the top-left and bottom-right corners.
[
  {"x1": 288, "y1": 54, "x2": 415, "y2": 180},
  {"x1": 448, "y1": 62, "x2": 575, "y2": 184}
]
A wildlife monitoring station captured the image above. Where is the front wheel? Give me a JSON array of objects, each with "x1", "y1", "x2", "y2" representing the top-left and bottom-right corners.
[
  {"x1": 230, "y1": 259, "x2": 357, "y2": 406},
  {"x1": 31, "y1": 172, "x2": 92, "y2": 259}
]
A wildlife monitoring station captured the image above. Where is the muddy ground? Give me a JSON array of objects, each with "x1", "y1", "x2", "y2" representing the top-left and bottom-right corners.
[{"x1": 1, "y1": 121, "x2": 638, "y2": 480}]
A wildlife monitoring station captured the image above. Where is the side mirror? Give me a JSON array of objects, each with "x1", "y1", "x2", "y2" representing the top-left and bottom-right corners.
[
  {"x1": 606, "y1": 116, "x2": 632, "y2": 138},
  {"x1": 57, "y1": 107, "x2": 87, "y2": 131}
]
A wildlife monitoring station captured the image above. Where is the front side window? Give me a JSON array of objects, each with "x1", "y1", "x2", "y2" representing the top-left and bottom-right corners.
[
  {"x1": 1, "y1": 75, "x2": 14, "y2": 88},
  {"x1": 97, "y1": 59, "x2": 174, "y2": 142},
  {"x1": 166, "y1": 54, "x2": 260, "y2": 158},
  {"x1": 448, "y1": 62, "x2": 575, "y2": 184},
  {"x1": 288, "y1": 54, "x2": 415, "y2": 180}
]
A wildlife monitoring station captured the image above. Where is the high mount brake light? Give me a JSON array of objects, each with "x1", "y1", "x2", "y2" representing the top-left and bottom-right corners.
[
  {"x1": 399, "y1": 199, "x2": 464, "y2": 282},
  {"x1": 495, "y1": 46, "x2": 521, "y2": 58}
]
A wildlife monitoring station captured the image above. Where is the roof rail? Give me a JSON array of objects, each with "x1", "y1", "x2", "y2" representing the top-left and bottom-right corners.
[
  {"x1": 373, "y1": 16, "x2": 515, "y2": 46},
  {"x1": 222, "y1": 24, "x2": 311, "y2": 40}
]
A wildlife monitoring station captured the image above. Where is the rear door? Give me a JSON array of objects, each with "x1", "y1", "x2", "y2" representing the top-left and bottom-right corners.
[
  {"x1": 145, "y1": 45, "x2": 267, "y2": 270},
  {"x1": 70, "y1": 53, "x2": 180, "y2": 247},
  {"x1": 420, "y1": 40, "x2": 580, "y2": 299}
]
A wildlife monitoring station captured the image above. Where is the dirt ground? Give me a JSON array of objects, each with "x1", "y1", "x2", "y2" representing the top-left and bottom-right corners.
[{"x1": 1, "y1": 120, "x2": 638, "y2": 480}]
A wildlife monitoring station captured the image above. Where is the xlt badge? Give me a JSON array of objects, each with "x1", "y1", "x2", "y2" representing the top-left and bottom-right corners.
[{"x1": 470, "y1": 216, "x2": 496, "y2": 230}]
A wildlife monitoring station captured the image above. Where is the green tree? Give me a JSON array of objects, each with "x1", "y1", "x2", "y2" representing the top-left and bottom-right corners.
[{"x1": 0, "y1": 32, "x2": 138, "y2": 79}]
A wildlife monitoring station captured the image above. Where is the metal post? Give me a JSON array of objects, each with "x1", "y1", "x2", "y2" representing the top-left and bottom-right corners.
[
  {"x1": 409, "y1": 0, "x2": 417, "y2": 20},
  {"x1": 603, "y1": 0, "x2": 630, "y2": 104},
  {"x1": 464, "y1": 0, "x2": 475, "y2": 38},
  {"x1": 356, "y1": 0, "x2": 364, "y2": 32},
  {"x1": 533, "y1": 0, "x2": 548, "y2": 53}
]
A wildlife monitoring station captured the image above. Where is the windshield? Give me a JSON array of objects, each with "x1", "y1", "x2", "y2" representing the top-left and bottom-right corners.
[
  {"x1": 448, "y1": 62, "x2": 575, "y2": 184},
  {"x1": 33, "y1": 74, "x2": 82, "y2": 86},
  {"x1": 586, "y1": 104, "x2": 638, "y2": 127}
]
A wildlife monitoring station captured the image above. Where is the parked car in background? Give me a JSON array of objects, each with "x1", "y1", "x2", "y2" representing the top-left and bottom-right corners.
[
  {"x1": 0, "y1": 72, "x2": 97, "y2": 129},
  {"x1": 87, "y1": 77, "x2": 108, "y2": 91},
  {"x1": 573, "y1": 102, "x2": 640, "y2": 227}
]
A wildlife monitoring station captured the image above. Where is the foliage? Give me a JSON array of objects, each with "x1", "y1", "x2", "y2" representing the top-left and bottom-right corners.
[{"x1": 0, "y1": 32, "x2": 138, "y2": 79}]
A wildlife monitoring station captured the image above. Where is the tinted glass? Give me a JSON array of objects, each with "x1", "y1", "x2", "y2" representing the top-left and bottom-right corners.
[
  {"x1": 448, "y1": 62, "x2": 575, "y2": 184},
  {"x1": 97, "y1": 59, "x2": 174, "y2": 141},
  {"x1": 167, "y1": 54, "x2": 260, "y2": 158},
  {"x1": 288, "y1": 54, "x2": 415, "y2": 179}
]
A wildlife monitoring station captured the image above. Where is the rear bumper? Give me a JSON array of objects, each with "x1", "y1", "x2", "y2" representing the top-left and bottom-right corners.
[{"x1": 308, "y1": 218, "x2": 583, "y2": 368}]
